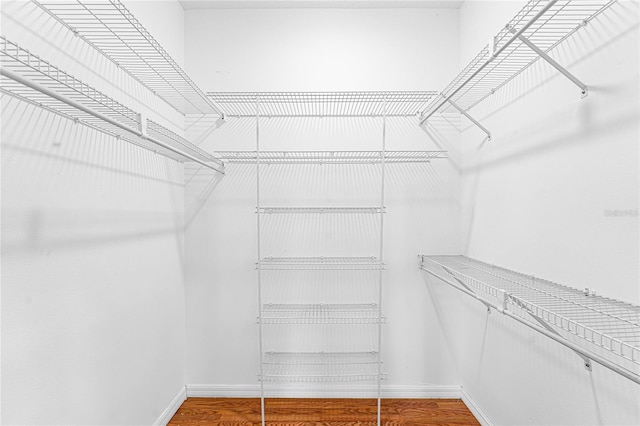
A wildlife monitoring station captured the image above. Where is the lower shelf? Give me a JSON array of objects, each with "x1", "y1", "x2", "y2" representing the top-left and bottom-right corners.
[
  {"x1": 260, "y1": 303, "x2": 383, "y2": 324},
  {"x1": 260, "y1": 351, "x2": 385, "y2": 383},
  {"x1": 419, "y1": 254, "x2": 640, "y2": 384}
]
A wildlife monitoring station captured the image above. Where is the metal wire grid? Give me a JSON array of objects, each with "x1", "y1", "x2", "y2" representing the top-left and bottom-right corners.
[
  {"x1": 420, "y1": 255, "x2": 640, "y2": 368},
  {"x1": 1, "y1": 35, "x2": 222, "y2": 166},
  {"x1": 260, "y1": 303, "x2": 382, "y2": 324},
  {"x1": 215, "y1": 151, "x2": 448, "y2": 164},
  {"x1": 420, "y1": 0, "x2": 616, "y2": 117},
  {"x1": 258, "y1": 257, "x2": 384, "y2": 270},
  {"x1": 33, "y1": 0, "x2": 219, "y2": 115},
  {"x1": 260, "y1": 352, "x2": 383, "y2": 383},
  {"x1": 1, "y1": 35, "x2": 139, "y2": 128},
  {"x1": 207, "y1": 92, "x2": 440, "y2": 117},
  {"x1": 257, "y1": 207, "x2": 384, "y2": 214}
]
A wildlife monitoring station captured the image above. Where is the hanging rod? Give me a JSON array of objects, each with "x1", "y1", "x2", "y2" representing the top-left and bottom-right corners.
[{"x1": 0, "y1": 66, "x2": 224, "y2": 174}]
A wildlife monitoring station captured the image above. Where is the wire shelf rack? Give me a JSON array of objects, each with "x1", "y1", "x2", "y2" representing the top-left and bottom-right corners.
[
  {"x1": 257, "y1": 207, "x2": 384, "y2": 214},
  {"x1": 258, "y1": 257, "x2": 384, "y2": 271},
  {"x1": 260, "y1": 352, "x2": 384, "y2": 383},
  {"x1": 419, "y1": 255, "x2": 640, "y2": 384},
  {"x1": 216, "y1": 151, "x2": 447, "y2": 164},
  {"x1": 260, "y1": 303, "x2": 382, "y2": 324},
  {"x1": 208, "y1": 91, "x2": 440, "y2": 117},
  {"x1": 33, "y1": 0, "x2": 219, "y2": 115},
  {"x1": 420, "y1": 0, "x2": 616, "y2": 120},
  {"x1": 0, "y1": 35, "x2": 222, "y2": 169}
]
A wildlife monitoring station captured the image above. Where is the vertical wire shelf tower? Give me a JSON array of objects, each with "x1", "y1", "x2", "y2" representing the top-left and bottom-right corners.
[{"x1": 211, "y1": 91, "x2": 441, "y2": 425}]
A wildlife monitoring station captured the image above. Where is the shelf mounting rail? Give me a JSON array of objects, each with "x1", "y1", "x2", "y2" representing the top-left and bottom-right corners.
[
  {"x1": 419, "y1": 255, "x2": 640, "y2": 385},
  {"x1": 419, "y1": 0, "x2": 616, "y2": 133},
  {"x1": 0, "y1": 35, "x2": 224, "y2": 173},
  {"x1": 33, "y1": 0, "x2": 221, "y2": 116}
]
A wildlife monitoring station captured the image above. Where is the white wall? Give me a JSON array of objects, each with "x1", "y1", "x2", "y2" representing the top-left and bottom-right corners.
[
  {"x1": 185, "y1": 7, "x2": 459, "y2": 91},
  {"x1": 458, "y1": 1, "x2": 640, "y2": 424},
  {"x1": 183, "y1": 6, "x2": 464, "y2": 395},
  {"x1": 1, "y1": 1, "x2": 188, "y2": 424}
]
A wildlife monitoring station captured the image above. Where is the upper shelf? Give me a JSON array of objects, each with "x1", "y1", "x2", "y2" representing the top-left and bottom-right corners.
[
  {"x1": 420, "y1": 0, "x2": 616, "y2": 121},
  {"x1": 216, "y1": 151, "x2": 448, "y2": 164},
  {"x1": 208, "y1": 91, "x2": 440, "y2": 117},
  {"x1": 419, "y1": 255, "x2": 640, "y2": 384},
  {"x1": 33, "y1": 0, "x2": 220, "y2": 116},
  {"x1": 0, "y1": 35, "x2": 224, "y2": 171}
]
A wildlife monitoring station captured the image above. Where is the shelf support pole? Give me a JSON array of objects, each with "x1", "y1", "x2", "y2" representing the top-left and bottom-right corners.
[
  {"x1": 444, "y1": 97, "x2": 492, "y2": 141},
  {"x1": 509, "y1": 27, "x2": 588, "y2": 97}
]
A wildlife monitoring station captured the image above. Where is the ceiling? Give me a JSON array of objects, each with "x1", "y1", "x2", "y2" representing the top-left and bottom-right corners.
[{"x1": 180, "y1": 0, "x2": 465, "y2": 9}]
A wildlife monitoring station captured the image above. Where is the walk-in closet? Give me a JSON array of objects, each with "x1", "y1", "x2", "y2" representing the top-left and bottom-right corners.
[{"x1": 1, "y1": 0, "x2": 638, "y2": 425}]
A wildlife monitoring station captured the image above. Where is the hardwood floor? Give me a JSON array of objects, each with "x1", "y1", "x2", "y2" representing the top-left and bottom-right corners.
[{"x1": 168, "y1": 398, "x2": 480, "y2": 425}]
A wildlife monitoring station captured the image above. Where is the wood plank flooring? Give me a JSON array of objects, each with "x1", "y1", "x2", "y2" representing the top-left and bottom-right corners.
[{"x1": 168, "y1": 398, "x2": 480, "y2": 425}]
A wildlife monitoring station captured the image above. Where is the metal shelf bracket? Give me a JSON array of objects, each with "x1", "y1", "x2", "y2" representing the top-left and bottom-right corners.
[
  {"x1": 444, "y1": 95, "x2": 492, "y2": 141},
  {"x1": 509, "y1": 26, "x2": 588, "y2": 98},
  {"x1": 510, "y1": 296, "x2": 593, "y2": 371}
]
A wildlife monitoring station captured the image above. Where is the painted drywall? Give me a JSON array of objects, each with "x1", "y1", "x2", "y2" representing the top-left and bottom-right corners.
[
  {"x1": 185, "y1": 7, "x2": 460, "y2": 91},
  {"x1": 1, "y1": 1, "x2": 188, "y2": 424},
  {"x1": 183, "y1": 7, "x2": 465, "y2": 395},
  {"x1": 457, "y1": 1, "x2": 640, "y2": 424}
]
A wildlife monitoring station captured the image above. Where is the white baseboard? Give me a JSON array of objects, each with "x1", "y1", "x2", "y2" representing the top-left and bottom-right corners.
[
  {"x1": 154, "y1": 385, "x2": 187, "y2": 426},
  {"x1": 186, "y1": 384, "x2": 461, "y2": 399},
  {"x1": 461, "y1": 387, "x2": 494, "y2": 426}
]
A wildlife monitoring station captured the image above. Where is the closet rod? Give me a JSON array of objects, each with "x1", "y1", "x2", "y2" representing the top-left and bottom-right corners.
[
  {"x1": 0, "y1": 66, "x2": 224, "y2": 174},
  {"x1": 419, "y1": 0, "x2": 558, "y2": 125}
]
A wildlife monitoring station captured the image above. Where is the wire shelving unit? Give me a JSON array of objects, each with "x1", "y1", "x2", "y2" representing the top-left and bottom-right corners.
[
  {"x1": 33, "y1": 0, "x2": 220, "y2": 115},
  {"x1": 0, "y1": 35, "x2": 224, "y2": 172},
  {"x1": 419, "y1": 0, "x2": 617, "y2": 135},
  {"x1": 216, "y1": 150, "x2": 447, "y2": 164},
  {"x1": 208, "y1": 91, "x2": 439, "y2": 117},
  {"x1": 418, "y1": 255, "x2": 640, "y2": 385},
  {"x1": 261, "y1": 352, "x2": 384, "y2": 383}
]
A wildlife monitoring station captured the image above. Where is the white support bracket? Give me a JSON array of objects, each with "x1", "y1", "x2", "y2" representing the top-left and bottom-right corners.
[
  {"x1": 444, "y1": 96, "x2": 492, "y2": 141},
  {"x1": 442, "y1": 266, "x2": 492, "y2": 313},
  {"x1": 510, "y1": 297, "x2": 592, "y2": 371},
  {"x1": 509, "y1": 27, "x2": 588, "y2": 98}
]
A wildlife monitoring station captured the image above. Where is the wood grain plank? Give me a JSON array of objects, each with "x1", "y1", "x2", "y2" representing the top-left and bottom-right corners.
[{"x1": 168, "y1": 398, "x2": 479, "y2": 425}]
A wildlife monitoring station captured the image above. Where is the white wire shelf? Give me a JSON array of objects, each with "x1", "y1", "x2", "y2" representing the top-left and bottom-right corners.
[
  {"x1": 420, "y1": 0, "x2": 616, "y2": 120},
  {"x1": 208, "y1": 91, "x2": 440, "y2": 117},
  {"x1": 260, "y1": 303, "x2": 383, "y2": 324},
  {"x1": 258, "y1": 257, "x2": 384, "y2": 270},
  {"x1": 0, "y1": 35, "x2": 223, "y2": 170},
  {"x1": 419, "y1": 255, "x2": 640, "y2": 384},
  {"x1": 216, "y1": 151, "x2": 447, "y2": 164},
  {"x1": 33, "y1": 0, "x2": 220, "y2": 115},
  {"x1": 257, "y1": 207, "x2": 384, "y2": 214},
  {"x1": 260, "y1": 352, "x2": 385, "y2": 383}
]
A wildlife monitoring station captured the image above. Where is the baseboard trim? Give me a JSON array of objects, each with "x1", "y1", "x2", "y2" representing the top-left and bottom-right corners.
[
  {"x1": 154, "y1": 385, "x2": 187, "y2": 426},
  {"x1": 186, "y1": 384, "x2": 461, "y2": 399},
  {"x1": 461, "y1": 387, "x2": 494, "y2": 426}
]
